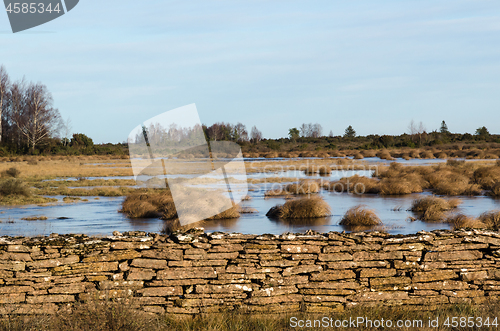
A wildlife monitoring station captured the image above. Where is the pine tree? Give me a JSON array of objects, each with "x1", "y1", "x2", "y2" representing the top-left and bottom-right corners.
[
  {"x1": 440, "y1": 120, "x2": 449, "y2": 134},
  {"x1": 344, "y1": 125, "x2": 356, "y2": 138}
]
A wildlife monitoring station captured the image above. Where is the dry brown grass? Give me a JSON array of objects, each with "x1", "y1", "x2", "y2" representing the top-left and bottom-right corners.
[
  {"x1": 265, "y1": 180, "x2": 320, "y2": 196},
  {"x1": 1, "y1": 167, "x2": 21, "y2": 178},
  {"x1": 409, "y1": 196, "x2": 461, "y2": 222},
  {"x1": 37, "y1": 186, "x2": 130, "y2": 197},
  {"x1": 379, "y1": 175, "x2": 424, "y2": 195},
  {"x1": 473, "y1": 166, "x2": 500, "y2": 190},
  {"x1": 204, "y1": 205, "x2": 240, "y2": 220},
  {"x1": 410, "y1": 150, "x2": 421, "y2": 158},
  {"x1": 318, "y1": 166, "x2": 331, "y2": 175},
  {"x1": 62, "y1": 196, "x2": 82, "y2": 203},
  {"x1": 446, "y1": 159, "x2": 466, "y2": 167},
  {"x1": 376, "y1": 163, "x2": 428, "y2": 195},
  {"x1": 266, "y1": 196, "x2": 331, "y2": 219},
  {"x1": 0, "y1": 178, "x2": 31, "y2": 197},
  {"x1": 120, "y1": 190, "x2": 175, "y2": 219},
  {"x1": 21, "y1": 216, "x2": 48, "y2": 220},
  {"x1": 478, "y1": 210, "x2": 500, "y2": 230},
  {"x1": 446, "y1": 213, "x2": 486, "y2": 229},
  {"x1": 326, "y1": 175, "x2": 380, "y2": 194},
  {"x1": 489, "y1": 182, "x2": 500, "y2": 197},
  {"x1": 353, "y1": 152, "x2": 364, "y2": 160},
  {"x1": 121, "y1": 189, "x2": 240, "y2": 222},
  {"x1": 483, "y1": 153, "x2": 499, "y2": 159},
  {"x1": 421, "y1": 150, "x2": 435, "y2": 159},
  {"x1": 436, "y1": 179, "x2": 481, "y2": 196},
  {"x1": 372, "y1": 162, "x2": 500, "y2": 196},
  {"x1": 377, "y1": 150, "x2": 394, "y2": 160},
  {"x1": 3, "y1": 301, "x2": 500, "y2": 331},
  {"x1": 361, "y1": 150, "x2": 377, "y2": 157},
  {"x1": 435, "y1": 152, "x2": 448, "y2": 159},
  {"x1": 339, "y1": 205, "x2": 381, "y2": 226},
  {"x1": 0, "y1": 158, "x2": 133, "y2": 179},
  {"x1": 238, "y1": 206, "x2": 258, "y2": 213}
]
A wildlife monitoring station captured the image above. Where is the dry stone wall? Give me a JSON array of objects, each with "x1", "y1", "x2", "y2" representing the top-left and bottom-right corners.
[{"x1": 1, "y1": 228, "x2": 500, "y2": 315}]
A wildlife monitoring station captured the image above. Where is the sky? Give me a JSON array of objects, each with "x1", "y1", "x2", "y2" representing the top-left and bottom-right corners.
[{"x1": 1, "y1": 0, "x2": 500, "y2": 143}]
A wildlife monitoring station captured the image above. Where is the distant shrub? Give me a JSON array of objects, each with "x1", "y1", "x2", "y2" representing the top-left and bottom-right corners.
[
  {"x1": 266, "y1": 141, "x2": 281, "y2": 151},
  {"x1": 0, "y1": 178, "x2": 31, "y2": 196},
  {"x1": 1, "y1": 167, "x2": 21, "y2": 178}
]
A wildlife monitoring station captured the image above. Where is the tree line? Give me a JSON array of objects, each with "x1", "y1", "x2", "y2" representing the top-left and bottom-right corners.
[{"x1": 1, "y1": 64, "x2": 497, "y2": 156}]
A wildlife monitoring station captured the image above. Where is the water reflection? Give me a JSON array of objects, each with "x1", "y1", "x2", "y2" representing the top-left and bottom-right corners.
[{"x1": 269, "y1": 216, "x2": 332, "y2": 227}]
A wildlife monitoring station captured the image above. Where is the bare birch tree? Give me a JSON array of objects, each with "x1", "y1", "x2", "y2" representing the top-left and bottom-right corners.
[
  {"x1": 0, "y1": 66, "x2": 10, "y2": 143},
  {"x1": 61, "y1": 117, "x2": 72, "y2": 146},
  {"x1": 250, "y1": 126, "x2": 262, "y2": 143},
  {"x1": 10, "y1": 82, "x2": 61, "y2": 152}
]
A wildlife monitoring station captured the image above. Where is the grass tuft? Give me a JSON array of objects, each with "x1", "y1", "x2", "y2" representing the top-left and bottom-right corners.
[
  {"x1": 266, "y1": 196, "x2": 331, "y2": 219},
  {"x1": 120, "y1": 190, "x2": 175, "y2": 219},
  {"x1": 409, "y1": 196, "x2": 461, "y2": 222},
  {"x1": 446, "y1": 213, "x2": 486, "y2": 230},
  {"x1": 478, "y1": 210, "x2": 500, "y2": 230},
  {"x1": 377, "y1": 150, "x2": 393, "y2": 160},
  {"x1": 339, "y1": 205, "x2": 381, "y2": 226}
]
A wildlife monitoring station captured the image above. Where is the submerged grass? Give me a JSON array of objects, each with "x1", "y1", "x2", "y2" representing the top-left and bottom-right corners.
[{"x1": 266, "y1": 196, "x2": 331, "y2": 219}]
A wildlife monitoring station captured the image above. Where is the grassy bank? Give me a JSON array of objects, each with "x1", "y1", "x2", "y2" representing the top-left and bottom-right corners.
[{"x1": 1, "y1": 301, "x2": 499, "y2": 331}]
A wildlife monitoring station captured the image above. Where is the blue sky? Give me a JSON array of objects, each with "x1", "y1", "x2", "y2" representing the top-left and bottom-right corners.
[{"x1": 1, "y1": 0, "x2": 500, "y2": 143}]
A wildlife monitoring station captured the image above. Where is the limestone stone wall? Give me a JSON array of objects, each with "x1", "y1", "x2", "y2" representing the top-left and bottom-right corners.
[{"x1": 1, "y1": 228, "x2": 500, "y2": 315}]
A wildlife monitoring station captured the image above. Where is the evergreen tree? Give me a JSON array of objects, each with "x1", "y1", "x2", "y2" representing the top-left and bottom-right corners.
[
  {"x1": 440, "y1": 120, "x2": 449, "y2": 134},
  {"x1": 344, "y1": 125, "x2": 356, "y2": 138}
]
